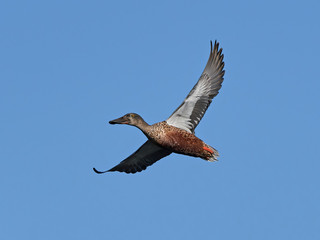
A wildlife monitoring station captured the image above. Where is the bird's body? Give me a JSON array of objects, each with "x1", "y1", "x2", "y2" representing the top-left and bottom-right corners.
[
  {"x1": 94, "y1": 40, "x2": 225, "y2": 174},
  {"x1": 141, "y1": 121, "x2": 218, "y2": 161}
]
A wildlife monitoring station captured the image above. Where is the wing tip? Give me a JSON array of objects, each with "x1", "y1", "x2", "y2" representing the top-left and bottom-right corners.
[
  {"x1": 212, "y1": 40, "x2": 219, "y2": 52},
  {"x1": 93, "y1": 166, "x2": 133, "y2": 174},
  {"x1": 209, "y1": 40, "x2": 223, "y2": 60},
  {"x1": 210, "y1": 40, "x2": 219, "y2": 52},
  {"x1": 93, "y1": 167, "x2": 110, "y2": 174}
]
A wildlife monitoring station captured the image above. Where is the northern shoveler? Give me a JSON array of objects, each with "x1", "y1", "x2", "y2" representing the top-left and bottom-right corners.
[{"x1": 94, "y1": 40, "x2": 225, "y2": 174}]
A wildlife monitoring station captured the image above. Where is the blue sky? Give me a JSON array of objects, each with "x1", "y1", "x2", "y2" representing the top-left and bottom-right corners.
[{"x1": 1, "y1": 0, "x2": 319, "y2": 239}]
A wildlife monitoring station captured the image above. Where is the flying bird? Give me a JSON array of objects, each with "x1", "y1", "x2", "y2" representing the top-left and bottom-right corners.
[{"x1": 93, "y1": 40, "x2": 225, "y2": 174}]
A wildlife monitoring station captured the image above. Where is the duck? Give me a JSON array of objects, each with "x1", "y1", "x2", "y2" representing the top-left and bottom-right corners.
[{"x1": 93, "y1": 40, "x2": 225, "y2": 174}]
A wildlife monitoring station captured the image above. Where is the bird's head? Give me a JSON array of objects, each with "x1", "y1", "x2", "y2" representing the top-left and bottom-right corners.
[{"x1": 109, "y1": 113, "x2": 145, "y2": 127}]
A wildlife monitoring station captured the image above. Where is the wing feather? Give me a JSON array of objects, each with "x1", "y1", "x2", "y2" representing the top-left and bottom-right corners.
[
  {"x1": 103, "y1": 140, "x2": 171, "y2": 174},
  {"x1": 166, "y1": 41, "x2": 225, "y2": 133}
]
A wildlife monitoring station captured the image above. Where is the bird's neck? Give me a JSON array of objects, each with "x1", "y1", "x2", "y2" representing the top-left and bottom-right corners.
[{"x1": 134, "y1": 119, "x2": 151, "y2": 134}]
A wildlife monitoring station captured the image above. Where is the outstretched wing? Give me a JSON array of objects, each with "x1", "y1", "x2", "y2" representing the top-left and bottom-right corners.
[
  {"x1": 93, "y1": 140, "x2": 172, "y2": 174},
  {"x1": 166, "y1": 40, "x2": 225, "y2": 133}
]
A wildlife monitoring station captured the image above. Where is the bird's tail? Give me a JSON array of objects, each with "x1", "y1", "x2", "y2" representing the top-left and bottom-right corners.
[{"x1": 204, "y1": 146, "x2": 219, "y2": 162}]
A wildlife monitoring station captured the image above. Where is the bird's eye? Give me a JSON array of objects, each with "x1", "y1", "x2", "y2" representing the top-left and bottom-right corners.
[{"x1": 130, "y1": 114, "x2": 135, "y2": 118}]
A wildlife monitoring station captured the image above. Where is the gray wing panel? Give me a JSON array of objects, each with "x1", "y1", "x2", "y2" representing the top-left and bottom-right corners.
[{"x1": 166, "y1": 41, "x2": 225, "y2": 133}]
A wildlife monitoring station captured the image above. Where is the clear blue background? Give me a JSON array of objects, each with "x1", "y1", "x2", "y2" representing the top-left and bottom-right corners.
[{"x1": 1, "y1": 0, "x2": 319, "y2": 239}]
